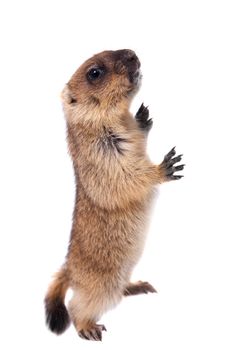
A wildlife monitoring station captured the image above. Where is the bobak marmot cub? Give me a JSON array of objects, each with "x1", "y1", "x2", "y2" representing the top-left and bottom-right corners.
[{"x1": 45, "y1": 49, "x2": 184, "y2": 341}]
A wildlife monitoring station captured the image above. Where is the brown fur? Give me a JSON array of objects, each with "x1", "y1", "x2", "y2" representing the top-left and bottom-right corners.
[{"x1": 45, "y1": 49, "x2": 184, "y2": 341}]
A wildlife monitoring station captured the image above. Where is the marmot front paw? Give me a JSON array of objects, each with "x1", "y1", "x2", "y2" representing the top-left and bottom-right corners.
[
  {"x1": 135, "y1": 103, "x2": 153, "y2": 132},
  {"x1": 160, "y1": 147, "x2": 185, "y2": 180}
]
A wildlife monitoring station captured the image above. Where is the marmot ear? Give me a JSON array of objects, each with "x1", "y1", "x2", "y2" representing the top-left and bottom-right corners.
[{"x1": 61, "y1": 85, "x2": 77, "y2": 105}]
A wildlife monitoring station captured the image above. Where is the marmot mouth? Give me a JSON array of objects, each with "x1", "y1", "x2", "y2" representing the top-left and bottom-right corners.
[
  {"x1": 126, "y1": 70, "x2": 142, "y2": 96},
  {"x1": 128, "y1": 69, "x2": 142, "y2": 92},
  {"x1": 128, "y1": 69, "x2": 142, "y2": 85}
]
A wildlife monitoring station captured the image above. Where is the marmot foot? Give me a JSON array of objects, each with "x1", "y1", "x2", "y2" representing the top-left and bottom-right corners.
[
  {"x1": 78, "y1": 324, "x2": 107, "y2": 341},
  {"x1": 124, "y1": 281, "x2": 157, "y2": 296}
]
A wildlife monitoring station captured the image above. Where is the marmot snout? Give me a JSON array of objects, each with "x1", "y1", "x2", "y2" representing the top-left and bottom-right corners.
[{"x1": 45, "y1": 49, "x2": 184, "y2": 341}]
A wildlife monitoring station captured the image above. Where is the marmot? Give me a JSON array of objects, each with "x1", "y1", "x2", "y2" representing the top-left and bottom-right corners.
[{"x1": 45, "y1": 49, "x2": 184, "y2": 341}]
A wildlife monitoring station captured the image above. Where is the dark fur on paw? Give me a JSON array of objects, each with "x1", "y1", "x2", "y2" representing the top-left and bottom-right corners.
[
  {"x1": 135, "y1": 103, "x2": 153, "y2": 132},
  {"x1": 161, "y1": 147, "x2": 185, "y2": 180}
]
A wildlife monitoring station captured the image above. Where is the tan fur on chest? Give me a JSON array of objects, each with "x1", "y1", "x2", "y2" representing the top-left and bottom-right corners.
[{"x1": 66, "y1": 116, "x2": 154, "y2": 286}]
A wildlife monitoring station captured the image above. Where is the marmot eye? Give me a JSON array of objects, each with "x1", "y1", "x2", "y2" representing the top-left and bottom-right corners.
[{"x1": 87, "y1": 67, "x2": 104, "y2": 81}]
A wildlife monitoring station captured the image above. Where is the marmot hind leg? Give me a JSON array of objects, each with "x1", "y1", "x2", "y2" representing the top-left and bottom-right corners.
[
  {"x1": 68, "y1": 287, "x2": 121, "y2": 341},
  {"x1": 124, "y1": 281, "x2": 157, "y2": 296},
  {"x1": 68, "y1": 294, "x2": 106, "y2": 341}
]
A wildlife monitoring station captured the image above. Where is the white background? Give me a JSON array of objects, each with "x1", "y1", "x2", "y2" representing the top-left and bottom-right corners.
[{"x1": 0, "y1": 0, "x2": 233, "y2": 349}]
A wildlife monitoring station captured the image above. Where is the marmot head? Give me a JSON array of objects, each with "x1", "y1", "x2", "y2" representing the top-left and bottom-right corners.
[{"x1": 62, "y1": 49, "x2": 141, "y2": 124}]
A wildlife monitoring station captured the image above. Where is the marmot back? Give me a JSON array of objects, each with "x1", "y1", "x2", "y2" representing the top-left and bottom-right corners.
[{"x1": 45, "y1": 49, "x2": 184, "y2": 341}]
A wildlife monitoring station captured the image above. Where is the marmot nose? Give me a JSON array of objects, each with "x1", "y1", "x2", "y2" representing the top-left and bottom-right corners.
[
  {"x1": 122, "y1": 49, "x2": 137, "y2": 61},
  {"x1": 115, "y1": 49, "x2": 141, "y2": 69}
]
